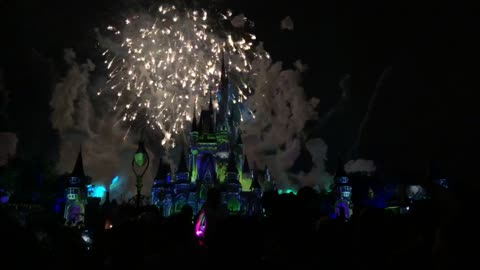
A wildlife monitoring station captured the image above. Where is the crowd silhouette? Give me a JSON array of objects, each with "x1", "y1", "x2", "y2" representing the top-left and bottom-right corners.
[{"x1": 1, "y1": 186, "x2": 477, "y2": 269}]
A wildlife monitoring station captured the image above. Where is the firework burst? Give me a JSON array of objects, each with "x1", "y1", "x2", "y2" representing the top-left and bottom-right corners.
[{"x1": 98, "y1": 4, "x2": 268, "y2": 147}]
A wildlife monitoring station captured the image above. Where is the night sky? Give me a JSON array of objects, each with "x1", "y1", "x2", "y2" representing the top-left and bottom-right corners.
[{"x1": 1, "y1": 1, "x2": 478, "y2": 187}]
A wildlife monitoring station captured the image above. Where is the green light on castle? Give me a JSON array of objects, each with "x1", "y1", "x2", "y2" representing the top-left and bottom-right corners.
[{"x1": 216, "y1": 163, "x2": 227, "y2": 183}]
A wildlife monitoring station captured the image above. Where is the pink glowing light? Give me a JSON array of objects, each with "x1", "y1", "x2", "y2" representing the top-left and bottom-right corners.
[{"x1": 195, "y1": 208, "x2": 207, "y2": 238}]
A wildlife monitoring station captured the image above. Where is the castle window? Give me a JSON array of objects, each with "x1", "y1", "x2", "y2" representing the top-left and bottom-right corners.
[{"x1": 69, "y1": 177, "x2": 80, "y2": 185}]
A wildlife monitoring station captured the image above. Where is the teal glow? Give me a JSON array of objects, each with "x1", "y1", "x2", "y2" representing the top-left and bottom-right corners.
[
  {"x1": 278, "y1": 189, "x2": 297, "y2": 195},
  {"x1": 111, "y1": 176, "x2": 119, "y2": 187},
  {"x1": 87, "y1": 184, "x2": 107, "y2": 198}
]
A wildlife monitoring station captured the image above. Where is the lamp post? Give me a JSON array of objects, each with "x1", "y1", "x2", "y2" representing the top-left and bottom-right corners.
[{"x1": 132, "y1": 140, "x2": 150, "y2": 208}]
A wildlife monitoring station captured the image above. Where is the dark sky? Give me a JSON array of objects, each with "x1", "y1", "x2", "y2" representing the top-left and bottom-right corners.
[{"x1": 0, "y1": 1, "x2": 478, "y2": 186}]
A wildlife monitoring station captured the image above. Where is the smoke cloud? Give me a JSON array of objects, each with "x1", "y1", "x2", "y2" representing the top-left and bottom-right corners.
[
  {"x1": 50, "y1": 49, "x2": 154, "y2": 201},
  {"x1": 241, "y1": 44, "x2": 334, "y2": 189},
  {"x1": 231, "y1": 14, "x2": 247, "y2": 28},
  {"x1": 344, "y1": 159, "x2": 376, "y2": 174},
  {"x1": 281, "y1": 16, "x2": 294, "y2": 31}
]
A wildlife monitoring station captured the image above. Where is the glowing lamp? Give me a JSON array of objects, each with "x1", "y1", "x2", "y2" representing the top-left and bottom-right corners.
[
  {"x1": 134, "y1": 142, "x2": 148, "y2": 167},
  {"x1": 132, "y1": 140, "x2": 150, "y2": 208}
]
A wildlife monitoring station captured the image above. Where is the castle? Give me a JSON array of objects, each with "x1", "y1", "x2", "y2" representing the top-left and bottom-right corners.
[{"x1": 151, "y1": 58, "x2": 268, "y2": 217}]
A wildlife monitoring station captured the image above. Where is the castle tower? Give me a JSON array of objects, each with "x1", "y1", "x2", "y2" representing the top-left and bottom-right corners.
[
  {"x1": 262, "y1": 165, "x2": 275, "y2": 192},
  {"x1": 224, "y1": 150, "x2": 241, "y2": 214},
  {"x1": 248, "y1": 165, "x2": 263, "y2": 216},
  {"x1": 217, "y1": 52, "x2": 229, "y2": 132},
  {"x1": 190, "y1": 106, "x2": 199, "y2": 143},
  {"x1": 190, "y1": 106, "x2": 199, "y2": 182},
  {"x1": 152, "y1": 158, "x2": 173, "y2": 217},
  {"x1": 64, "y1": 150, "x2": 91, "y2": 227},
  {"x1": 334, "y1": 156, "x2": 353, "y2": 220},
  {"x1": 198, "y1": 92, "x2": 215, "y2": 134},
  {"x1": 174, "y1": 148, "x2": 192, "y2": 214},
  {"x1": 240, "y1": 153, "x2": 253, "y2": 191},
  {"x1": 214, "y1": 56, "x2": 231, "y2": 182},
  {"x1": 196, "y1": 153, "x2": 217, "y2": 210}
]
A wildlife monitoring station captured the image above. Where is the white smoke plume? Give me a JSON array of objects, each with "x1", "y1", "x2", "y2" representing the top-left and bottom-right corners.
[
  {"x1": 281, "y1": 16, "x2": 294, "y2": 30},
  {"x1": 298, "y1": 138, "x2": 333, "y2": 190},
  {"x1": 344, "y1": 159, "x2": 376, "y2": 174},
  {"x1": 231, "y1": 13, "x2": 247, "y2": 28},
  {"x1": 50, "y1": 49, "x2": 154, "y2": 201},
  {"x1": 241, "y1": 44, "x2": 332, "y2": 189},
  {"x1": 294, "y1": 60, "x2": 308, "y2": 73}
]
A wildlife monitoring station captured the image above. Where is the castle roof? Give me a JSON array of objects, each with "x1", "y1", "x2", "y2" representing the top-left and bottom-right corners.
[
  {"x1": 191, "y1": 106, "x2": 198, "y2": 132},
  {"x1": 199, "y1": 109, "x2": 214, "y2": 133},
  {"x1": 227, "y1": 151, "x2": 238, "y2": 173},
  {"x1": 250, "y1": 164, "x2": 261, "y2": 190},
  {"x1": 242, "y1": 154, "x2": 251, "y2": 173},
  {"x1": 71, "y1": 150, "x2": 85, "y2": 178}
]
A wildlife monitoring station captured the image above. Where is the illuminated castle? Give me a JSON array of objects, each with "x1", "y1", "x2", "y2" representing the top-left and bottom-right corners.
[
  {"x1": 152, "y1": 58, "x2": 265, "y2": 216},
  {"x1": 64, "y1": 150, "x2": 91, "y2": 227}
]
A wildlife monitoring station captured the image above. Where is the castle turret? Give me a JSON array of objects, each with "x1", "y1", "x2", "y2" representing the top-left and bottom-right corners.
[
  {"x1": 334, "y1": 156, "x2": 352, "y2": 220},
  {"x1": 226, "y1": 151, "x2": 239, "y2": 181},
  {"x1": 174, "y1": 148, "x2": 196, "y2": 214},
  {"x1": 224, "y1": 150, "x2": 241, "y2": 214},
  {"x1": 217, "y1": 52, "x2": 229, "y2": 132},
  {"x1": 190, "y1": 106, "x2": 200, "y2": 183},
  {"x1": 152, "y1": 158, "x2": 173, "y2": 216},
  {"x1": 248, "y1": 162, "x2": 263, "y2": 216},
  {"x1": 176, "y1": 148, "x2": 189, "y2": 183},
  {"x1": 262, "y1": 165, "x2": 275, "y2": 192},
  {"x1": 240, "y1": 154, "x2": 253, "y2": 191},
  {"x1": 191, "y1": 106, "x2": 199, "y2": 140},
  {"x1": 250, "y1": 162, "x2": 261, "y2": 193},
  {"x1": 64, "y1": 149, "x2": 91, "y2": 227}
]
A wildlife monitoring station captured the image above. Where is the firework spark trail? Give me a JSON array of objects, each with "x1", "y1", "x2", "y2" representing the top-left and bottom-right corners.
[{"x1": 97, "y1": 4, "x2": 268, "y2": 147}]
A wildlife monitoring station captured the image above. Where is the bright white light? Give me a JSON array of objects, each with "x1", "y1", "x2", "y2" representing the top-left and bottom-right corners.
[{"x1": 99, "y1": 4, "x2": 265, "y2": 148}]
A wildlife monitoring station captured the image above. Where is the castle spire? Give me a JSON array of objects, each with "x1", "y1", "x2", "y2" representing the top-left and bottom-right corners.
[
  {"x1": 208, "y1": 91, "x2": 215, "y2": 132},
  {"x1": 264, "y1": 165, "x2": 271, "y2": 182},
  {"x1": 218, "y1": 52, "x2": 229, "y2": 130},
  {"x1": 220, "y1": 51, "x2": 228, "y2": 88},
  {"x1": 227, "y1": 150, "x2": 238, "y2": 174},
  {"x1": 71, "y1": 148, "x2": 85, "y2": 177},
  {"x1": 242, "y1": 154, "x2": 251, "y2": 173},
  {"x1": 177, "y1": 147, "x2": 189, "y2": 173},
  {"x1": 155, "y1": 157, "x2": 171, "y2": 180},
  {"x1": 208, "y1": 90, "x2": 214, "y2": 113},
  {"x1": 191, "y1": 106, "x2": 198, "y2": 132},
  {"x1": 250, "y1": 162, "x2": 261, "y2": 191}
]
